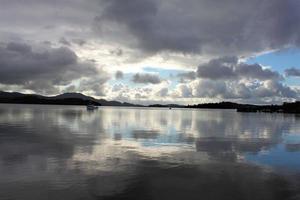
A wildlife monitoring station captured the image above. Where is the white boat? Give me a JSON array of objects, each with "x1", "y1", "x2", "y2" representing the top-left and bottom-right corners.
[{"x1": 86, "y1": 104, "x2": 98, "y2": 110}]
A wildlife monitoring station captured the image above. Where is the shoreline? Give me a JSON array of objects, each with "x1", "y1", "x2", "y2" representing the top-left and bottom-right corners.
[{"x1": 1, "y1": 101, "x2": 299, "y2": 114}]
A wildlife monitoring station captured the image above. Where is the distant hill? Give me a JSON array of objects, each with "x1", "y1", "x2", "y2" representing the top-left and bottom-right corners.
[
  {"x1": 52, "y1": 93, "x2": 96, "y2": 101},
  {"x1": 52, "y1": 92, "x2": 143, "y2": 107},
  {"x1": 0, "y1": 91, "x2": 142, "y2": 107}
]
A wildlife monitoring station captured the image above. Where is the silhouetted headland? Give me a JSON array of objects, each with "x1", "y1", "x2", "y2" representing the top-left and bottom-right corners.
[
  {"x1": 0, "y1": 91, "x2": 142, "y2": 107},
  {"x1": 1, "y1": 91, "x2": 299, "y2": 113}
]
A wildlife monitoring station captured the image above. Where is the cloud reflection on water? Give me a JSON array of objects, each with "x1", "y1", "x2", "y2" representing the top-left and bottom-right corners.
[{"x1": 0, "y1": 104, "x2": 299, "y2": 200}]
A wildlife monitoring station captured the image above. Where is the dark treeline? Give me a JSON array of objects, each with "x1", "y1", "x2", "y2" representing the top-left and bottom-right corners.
[
  {"x1": 149, "y1": 104, "x2": 185, "y2": 108},
  {"x1": 186, "y1": 101, "x2": 300, "y2": 113},
  {"x1": 149, "y1": 101, "x2": 300, "y2": 113},
  {"x1": 186, "y1": 102, "x2": 239, "y2": 109}
]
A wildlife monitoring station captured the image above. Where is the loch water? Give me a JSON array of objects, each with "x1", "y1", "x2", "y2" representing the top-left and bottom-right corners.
[{"x1": 0, "y1": 104, "x2": 299, "y2": 200}]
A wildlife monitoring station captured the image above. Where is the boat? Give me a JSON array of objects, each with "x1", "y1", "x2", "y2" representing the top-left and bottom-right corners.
[{"x1": 86, "y1": 104, "x2": 98, "y2": 110}]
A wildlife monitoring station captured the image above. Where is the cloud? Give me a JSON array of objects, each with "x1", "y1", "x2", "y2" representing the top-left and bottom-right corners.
[
  {"x1": 0, "y1": 42, "x2": 108, "y2": 95},
  {"x1": 196, "y1": 57, "x2": 237, "y2": 80},
  {"x1": 2, "y1": 0, "x2": 300, "y2": 57},
  {"x1": 175, "y1": 79, "x2": 298, "y2": 101},
  {"x1": 172, "y1": 56, "x2": 299, "y2": 102},
  {"x1": 59, "y1": 37, "x2": 87, "y2": 47},
  {"x1": 2, "y1": 0, "x2": 300, "y2": 59},
  {"x1": 132, "y1": 73, "x2": 162, "y2": 84},
  {"x1": 253, "y1": 80, "x2": 298, "y2": 99},
  {"x1": 110, "y1": 48, "x2": 123, "y2": 57},
  {"x1": 285, "y1": 67, "x2": 300, "y2": 77},
  {"x1": 0, "y1": 0, "x2": 100, "y2": 45},
  {"x1": 115, "y1": 70, "x2": 124, "y2": 79},
  {"x1": 0, "y1": 0, "x2": 299, "y2": 103},
  {"x1": 155, "y1": 87, "x2": 168, "y2": 97},
  {"x1": 97, "y1": 0, "x2": 300, "y2": 56},
  {"x1": 106, "y1": 81, "x2": 172, "y2": 104},
  {"x1": 196, "y1": 57, "x2": 281, "y2": 81},
  {"x1": 77, "y1": 74, "x2": 110, "y2": 97},
  {"x1": 107, "y1": 84, "x2": 153, "y2": 102},
  {"x1": 177, "y1": 71, "x2": 197, "y2": 82},
  {"x1": 175, "y1": 84, "x2": 193, "y2": 98},
  {"x1": 59, "y1": 37, "x2": 71, "y2": 46},
  {"x1": 71, "y1": 38, "x2": 86, "y2": 46}
]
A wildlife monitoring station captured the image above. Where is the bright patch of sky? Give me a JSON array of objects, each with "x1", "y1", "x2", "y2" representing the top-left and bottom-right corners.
[
  {"x1": 247, "y1": 48, "x2": 300, "y2": 86},
  {"x1": 110, "y1": 66, "x2": 188, "y2": 90}
]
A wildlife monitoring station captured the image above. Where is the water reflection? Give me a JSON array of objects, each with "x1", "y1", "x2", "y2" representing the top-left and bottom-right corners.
[{"x1": 0, "y1": 104, "x2": 299, "y2": 200}]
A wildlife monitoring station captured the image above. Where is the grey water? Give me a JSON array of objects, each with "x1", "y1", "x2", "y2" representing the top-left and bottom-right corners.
[{"x1": 0, "y1": 104, "x2": 299, "y2": 200}]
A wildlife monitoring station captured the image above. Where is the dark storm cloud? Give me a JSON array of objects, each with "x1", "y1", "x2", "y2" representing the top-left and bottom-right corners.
[
  {"x1": 236, "y1": 63, "x2": 282, "y2": 81},
  {"x1": 59, "y1": 37, "x2": 71, "y2": 46},
  {"x1": 72, "y1": 38, "x2": 87, "y2": 46},
  {"x1": 132, "y1": 73, "x2": 162, "y2": 84},
  {"x1": 196, "y1": 57, "x2": 281, "y2": 81},
  {"x1": 285, "y1": 67, "x2": 300, "y2": 77},
  {"x1": 97, "y1": 0, "x2": 300, "y2": 55},
  {"x1": 59, "y1": 37, "x2": 87, "y2": 46},
  {"x1": 0, "y1": 0, "x2": 99, "y2": 26},
  {"x1": 0, "y1": 42, "x2": 106, "y2": 94},
  {"x1": 1, "y1": 0, "x2": 300, "y2": 57},
  {"x1": 197, "y1": 57, "x2": 237, "y2": 80}
]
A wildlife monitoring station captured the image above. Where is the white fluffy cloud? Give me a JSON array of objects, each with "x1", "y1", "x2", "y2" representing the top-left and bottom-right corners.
[
  {"x1": 172, "y1": 76, "x2": 298, "y2": 103},
  {"x1": 169, "y1": 57, "x2": 299, "y2": 103}
]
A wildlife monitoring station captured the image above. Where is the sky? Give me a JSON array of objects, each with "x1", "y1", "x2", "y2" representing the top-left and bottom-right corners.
[{"x1": 0, "y1": 0, "x2": 300, "y2": 105}]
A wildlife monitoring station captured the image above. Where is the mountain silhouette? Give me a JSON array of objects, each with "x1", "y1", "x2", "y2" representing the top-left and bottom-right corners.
[{"x1": 0, "y1": 91, "x2": 142, "y2": 107}]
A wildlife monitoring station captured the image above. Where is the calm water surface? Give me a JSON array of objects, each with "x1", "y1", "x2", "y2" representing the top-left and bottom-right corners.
[{"x1": 0, "y1": 104, "x2": 299, "y2": 200}]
